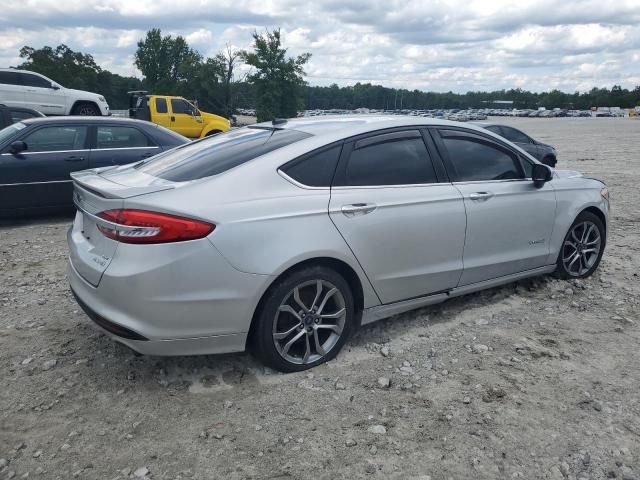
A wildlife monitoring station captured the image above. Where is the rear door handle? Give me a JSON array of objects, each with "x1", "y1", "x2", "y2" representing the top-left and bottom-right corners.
[
  {"x1": 342, "y1": 203, "x2": 377, "y2": 217},
  {"x1": 468, "y1": 191, "x2": 494, "y2": 201},
  {"x1": 64, "y1": 156, "x2": 85, "y2": 162}
]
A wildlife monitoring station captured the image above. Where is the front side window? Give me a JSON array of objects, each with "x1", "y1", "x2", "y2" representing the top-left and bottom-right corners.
[
  {"x1": 134, "y1": 127, "x2": 312, "y2": 182},
  {"x1": 20, "y1": 73, "x2": 52, "y2": 89},
  {"x1": 96, "y1": 126, "x2": 152, "y2": 149},
  {"x1": 171, "y1": 99, "x2": 195, "y2": 115},
  {"x1": 439, "y1": 130, "x2": 523, "y2": 181},
  {"x1": 343, "y1": 134, "x2": 437, "y2": 186},
  {"x1": 155, "y1": 98, "x2": 168, "y2": 113},
  {"x1": 500, "y1": 126, "x2": 531, "y2": 144},
  {"x1": 281, "y1": 144, "x2": 342, "y2": 187},
  {"x1": 22, "y1": 126, "x2": 88, "y2": 153},
  {"x1": 0, "y1": 71, "x2": 22, "y2": 86}
]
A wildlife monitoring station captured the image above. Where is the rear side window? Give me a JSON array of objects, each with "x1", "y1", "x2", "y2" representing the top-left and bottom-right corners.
[
  {"x1": 20, "y1": 73, "x2": 52, "y2": 88},
  {"x1": 439, "y1": 130, "x2": 523, "y2": 181},
  {"x1": 155, "y1": 98, "x2": 168, "y2": 113},
  {"x1": 96, "y1": 126, "x2": 153, "y2": 149},
  {"x1": 10, "y1": 110, "x2": 39, "y2": 123},
  {"x1": 135, "y1": 127, "x2": 312, "y2": 182},
  {"x1": 500, "y1": 126, "x2": 531, "y2": 144},
  {"x1": 281, "y1": 145, "x2": 342, "y2": 187},
  {"x1": 0, "y1": 71, "x2": 22, "y2": 86},
  {"x1": 342, "y1": 133, "x2": 437, "y2": 186}
]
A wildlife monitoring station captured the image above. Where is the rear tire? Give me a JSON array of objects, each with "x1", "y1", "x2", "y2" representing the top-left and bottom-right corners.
[
  {"x1": 555, "y1": 211, "x2": 605, "y2": 279},
  {"x1": 252, "y1": 266, "x2": 355, "y2": 372},
  {"x1": 72, "y1": 102, "x2": 100, "y2": 116}
]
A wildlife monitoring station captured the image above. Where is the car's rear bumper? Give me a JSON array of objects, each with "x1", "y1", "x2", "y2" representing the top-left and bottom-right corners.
[{"x1": 67, "y1": 234, "x2": 271, "y2": 356}]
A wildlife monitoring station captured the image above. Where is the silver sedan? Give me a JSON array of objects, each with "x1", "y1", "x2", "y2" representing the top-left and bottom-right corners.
[{"x1": 67, "y1": 116, "x2": 609, "y2": 372}]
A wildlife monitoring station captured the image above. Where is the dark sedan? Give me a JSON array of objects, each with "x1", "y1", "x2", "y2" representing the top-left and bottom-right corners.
[
  {"x1": 475, "y1": 123, "x2": 558, "y2": 167},
  {"x1": 0, "y1": 116, "x2": 188, "y2": 217}
]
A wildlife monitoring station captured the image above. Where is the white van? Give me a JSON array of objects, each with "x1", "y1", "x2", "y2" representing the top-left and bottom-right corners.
[{"x1": 0, "y1": 68, "x2": 109, "y2": 116}]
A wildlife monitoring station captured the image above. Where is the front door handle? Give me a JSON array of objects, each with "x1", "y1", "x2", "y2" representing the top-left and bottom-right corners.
[
  {"x1": 170, "y1": 116, "x2": 176, "y2": 122},
  {"x1": 64, "y1": 156, "x2": 85, "y2": 162},
  {"x1": 342, "y1": 203, "x2": 377, "y2": 217},
  {"x1": 468, "y1": 191, "x2": 494, "y2": 201}
]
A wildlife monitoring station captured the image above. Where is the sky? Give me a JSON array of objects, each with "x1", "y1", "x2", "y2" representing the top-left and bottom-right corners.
[{"x1": 1, "y1": 0, "x2": 639, "y2": 93}]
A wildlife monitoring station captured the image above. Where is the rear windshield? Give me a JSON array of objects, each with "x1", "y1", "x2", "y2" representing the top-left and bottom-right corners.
[{"x1": 134, "y1": 127, "x2": 312, "y2": 182}]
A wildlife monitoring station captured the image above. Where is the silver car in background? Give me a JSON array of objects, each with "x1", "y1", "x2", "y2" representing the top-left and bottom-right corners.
[{"x1": 67, "y1": 116, "x2": 609, "y2": 372}]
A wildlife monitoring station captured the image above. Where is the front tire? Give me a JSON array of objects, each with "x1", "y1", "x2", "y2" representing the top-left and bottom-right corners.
[
  {"x1": 71, "y1": 102, "x2": 100, "y2": 116},
  {"x1": 252, "y1": 266, "x2": 355, "y2": 372},
  {"x1": 555, "y1": 211, "x2": 605, "y2": 279}
]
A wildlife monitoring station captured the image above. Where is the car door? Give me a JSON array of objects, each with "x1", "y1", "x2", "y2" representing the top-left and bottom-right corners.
[
  {"x1": 0, "y1": 71, "x2": 26, "y2": 107},
  {"x1": 153, "y1": 97, "x2": 172, "y2": 129},
  {"x1": 170, "y1": 98, "x2": 203, "y2": 138},
  {"x1": 0, "y1": 124, "x2": 89, "y2": 211},
  {"x1": 89, "y1": 124, "x2": 161, "y2": 168},
  {"x1": 431, "y1": 128, "x2": 556, "y2": 286},
  {"x1": 499, "y1": 125, "x2": 541, "y2": 159},
  {"x1": 19, "y1": 72, "x2": 65, "y2": 115},
  {"x1": 329, "y1": 129, "x2": 467, "y2": 304}
]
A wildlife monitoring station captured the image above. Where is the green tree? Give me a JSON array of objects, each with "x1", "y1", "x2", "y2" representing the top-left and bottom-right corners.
[
  {"x1": 134, "y1": 28, "x2": 201, "y2": 92},
  {"x1": 241, "y1": 29, "x2": 311, "y2": 121}
]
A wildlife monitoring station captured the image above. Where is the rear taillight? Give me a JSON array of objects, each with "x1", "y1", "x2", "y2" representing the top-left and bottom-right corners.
[{"x1": 96, "y1": 209, "x2": 214, "y2": 244}]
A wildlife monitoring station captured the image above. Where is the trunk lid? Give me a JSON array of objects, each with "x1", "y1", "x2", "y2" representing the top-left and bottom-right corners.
[{"x1": 68, "y1": 168, "x2": 176, "y2": 286}]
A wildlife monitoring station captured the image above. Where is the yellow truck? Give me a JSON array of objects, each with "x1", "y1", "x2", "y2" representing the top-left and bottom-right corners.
[{"x1": 128, "y1": 91, "x2": 230, "y2": 138}]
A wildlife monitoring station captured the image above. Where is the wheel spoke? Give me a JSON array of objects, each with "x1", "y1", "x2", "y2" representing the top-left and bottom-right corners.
[
  {"x1": 278, "y1": 304, "x2": 302, "y2": 321},
  {"x1": 581, "y1": 223, "x2": 593, "y2": 243},
  {"x1": 571, "y1": 228, "x2": 582, "y2": 244},
  {"x1": 310, "y1": 280, "x2": 323, "y2": 311},
  {"x1": 582, "y1": 248, "x2": 598, "y2": 254},
  {"x1": 313, "y1": 329, "x2": 325, "y2": 356},
  {"x1": 282, "y1": 330, "x2": 305, "y2": 357},
  {"x1": 293, "y1": 287, "x2": 309, "y2": 313},
  {"x1": 317, "y1": 287, "x2": 337, "y2": 314},
  {"x1": 320, "y1": 308, "x2": 346, "y2": 319},
  {"x1": 302, "y1": 333, "x2": 311, "y2": 363},
  {"x1": 273, "y1": 324, "x2": 300, "y2": 340},
  {"x1": 568, "y1": 252, "x2": 580, "y2": 269},
  {"x1": 317, "y1": 323, "x2": 343, "y2": 335}
]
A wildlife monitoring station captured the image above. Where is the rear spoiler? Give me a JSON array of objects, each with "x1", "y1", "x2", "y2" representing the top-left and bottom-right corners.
[{"x1": 71, "y1": 169, "x2": 175, "y2": 200}]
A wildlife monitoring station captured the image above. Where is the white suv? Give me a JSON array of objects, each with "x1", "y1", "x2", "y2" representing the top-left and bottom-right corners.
[{"x1": 0, "y1": 69, "x2": 109, "y2": 116}]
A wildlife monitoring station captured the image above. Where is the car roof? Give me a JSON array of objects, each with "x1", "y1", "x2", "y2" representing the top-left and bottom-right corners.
[
  {"x1": 19, "y1": 116, "x2": 154, "y2": 127},
  {"x1": 255, "y1": 115, "x2": 496, "y2": 141}
]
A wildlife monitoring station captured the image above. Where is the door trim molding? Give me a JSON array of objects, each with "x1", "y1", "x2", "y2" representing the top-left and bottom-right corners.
[{"x1": 361, "y1": 264, "x2": 556, "y2": 325}]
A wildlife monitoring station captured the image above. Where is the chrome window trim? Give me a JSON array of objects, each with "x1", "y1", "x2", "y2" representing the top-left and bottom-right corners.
[
  {"x1": 451, "y1": 178, "x2": 529, "y2": 185},
  {"x1": 332, "y1": 182, "x2": 443, "y2": 190},
  {"x1": 91, "y1": 146, "x2": 160, "y2": 152},
  {"x1": 1, "y1": 149, "x2": 89, "y2": 156},
  {"x1": 0, "y1": 179, "x2": 72, "y2": 187},
  {"x1": 277, "y1": 169, "x2": 329, "y2": 190}
]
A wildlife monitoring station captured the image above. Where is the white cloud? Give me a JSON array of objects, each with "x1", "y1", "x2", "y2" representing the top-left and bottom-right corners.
[{"x1": 1, "y1": 0, "x2": 639, "y2": 92}]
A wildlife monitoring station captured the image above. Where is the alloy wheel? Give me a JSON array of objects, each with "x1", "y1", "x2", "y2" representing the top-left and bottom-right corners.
[
  {"x1": 561, "y1": 220, "x2": 602, "y2": 276},
  {"x1": 272, "y1": 280, "x2": 346, "y2": 365}
]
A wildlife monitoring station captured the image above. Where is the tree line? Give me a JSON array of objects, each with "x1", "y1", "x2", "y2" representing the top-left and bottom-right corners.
[{"x1": 14, "y1": 30, "x2": 640, "y2": 121}]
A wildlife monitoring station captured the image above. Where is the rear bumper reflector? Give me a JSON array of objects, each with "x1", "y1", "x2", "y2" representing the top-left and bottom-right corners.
[{"x1": 71, "y1": 288, "x2": 149, "y2": 341}]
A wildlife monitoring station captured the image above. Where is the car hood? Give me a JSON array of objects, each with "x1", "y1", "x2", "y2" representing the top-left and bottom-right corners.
[
  {"x1": 553, "y1": 169, "x2": 584, "y2": 179},
  {"x1": 201, "y1": 111, "x2": 229, "y2": 124}
]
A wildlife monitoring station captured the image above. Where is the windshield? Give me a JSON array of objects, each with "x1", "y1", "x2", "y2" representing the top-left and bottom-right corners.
[
  {"x1": 133, "y1": 127, "x2": 312, "y2": 182},
  {"x1": 0, "y1": 122, "x2": 26, "y2": 146}
]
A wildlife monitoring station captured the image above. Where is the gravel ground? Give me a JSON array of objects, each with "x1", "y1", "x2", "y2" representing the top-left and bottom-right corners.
[{"x1": 1, "y1": 118, "x2": 639, "y2": 480}]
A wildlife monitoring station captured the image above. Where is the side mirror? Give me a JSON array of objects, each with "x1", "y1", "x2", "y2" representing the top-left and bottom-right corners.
[
  {"x1": 532, "y1": 163, "x2": 552, "y2": 188},
  {"x1": 51, "y1": 83, "x2": 60, "y2": 90},
  {"x1": 9, "y1": 140, "x2": 27, "y2": 155}
]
